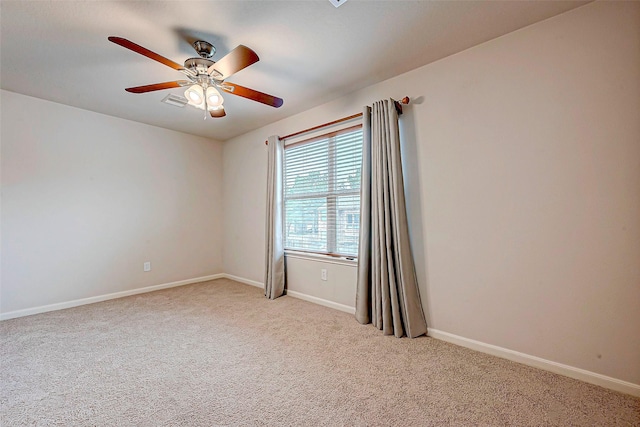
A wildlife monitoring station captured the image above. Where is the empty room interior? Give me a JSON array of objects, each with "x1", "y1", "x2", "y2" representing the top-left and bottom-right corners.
[{"x1": 1, "y1": 1, "x2": 639, "y2": 425}]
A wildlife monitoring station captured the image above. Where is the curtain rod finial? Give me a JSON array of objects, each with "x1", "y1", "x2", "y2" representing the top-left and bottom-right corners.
[{"x1": 394, "y1": 97, "x2": 410, "y2": 115}]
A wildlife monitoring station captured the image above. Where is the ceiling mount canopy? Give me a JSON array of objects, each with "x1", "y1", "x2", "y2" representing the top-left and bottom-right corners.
[{"x1": 192, "y1": 40, "x2": 216, "y2": 59}]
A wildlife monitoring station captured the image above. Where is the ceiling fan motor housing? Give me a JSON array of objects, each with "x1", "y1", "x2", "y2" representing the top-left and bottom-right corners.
[{"x1": 184, "y1": 57, "x2": 215, "y2": 76}]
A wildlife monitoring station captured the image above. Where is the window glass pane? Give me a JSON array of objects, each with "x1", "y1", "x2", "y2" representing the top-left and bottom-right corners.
[
  {"x1": 285, "y1": 141, "x2": 328, "y2": 196},
  {"x1": 284, "y1": 126, "x2": 362, "y2": 256},
  {"x1": 336, "y1": 195, "x2": 360, "y2": 256},
  {"x1": 284, "y1": 197, "x2": 327, "y2": 253},
  {"x1": 334, "y1": 132, "x2": 362, "y2": 192}
]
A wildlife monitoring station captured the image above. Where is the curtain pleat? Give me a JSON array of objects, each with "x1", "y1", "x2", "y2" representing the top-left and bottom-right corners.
[
  {"x1": 355, "y1": 109, "x2": 372, "y2": 324},
  {"x1": 264, "y1": 135, "x2": 285, "y2": 299},
  {"x1": 356, "y1": 100, "x2": 428, "y2": 338}
]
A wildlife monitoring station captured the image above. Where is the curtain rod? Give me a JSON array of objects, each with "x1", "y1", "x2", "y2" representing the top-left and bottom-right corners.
[{"x1": 265, "y1": 97, "x2": 410, "y2": 145}]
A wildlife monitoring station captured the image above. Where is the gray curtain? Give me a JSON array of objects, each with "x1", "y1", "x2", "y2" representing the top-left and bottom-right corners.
[
  {"x1": 356, "y1": 100, "x2": 428, "y2": 338},
  {"x1": 264, "y1": 135, "x2": 285, "y2": 299}
]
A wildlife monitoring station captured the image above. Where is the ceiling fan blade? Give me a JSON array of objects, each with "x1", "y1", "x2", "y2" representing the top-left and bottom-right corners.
[
  {"x1": 207, "y1": 45, "x2": 259, "y2": 79},
  {"x1": 210, "y1": 107, "x2": 226, "y2": 118},
  {"x1": 220, "y1": 83, "x2": 283, "y2": 108},
  {"x1": 125, "y1": 81, "x2": 191, "y2": 94},
  {"x1": 108, "y1": 36, "x2": 193, "y2": 75}
]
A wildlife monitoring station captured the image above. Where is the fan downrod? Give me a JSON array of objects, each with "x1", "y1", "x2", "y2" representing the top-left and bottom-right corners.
[{"x1": 192, "y1": 40, "x2": 215, "y2": 58}]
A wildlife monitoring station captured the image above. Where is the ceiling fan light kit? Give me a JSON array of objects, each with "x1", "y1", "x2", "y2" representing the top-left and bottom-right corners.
[
  {"x1": 108, "y1": 36, "x2": 283, "y2": 119},
  {"x1": 183, "y1": 84, "x2": 224, "y2": 110}
]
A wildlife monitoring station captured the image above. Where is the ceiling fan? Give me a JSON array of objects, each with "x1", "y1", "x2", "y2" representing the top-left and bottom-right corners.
[{"x1": 108, "y1": 36, "x2": 283, "y2": 119}]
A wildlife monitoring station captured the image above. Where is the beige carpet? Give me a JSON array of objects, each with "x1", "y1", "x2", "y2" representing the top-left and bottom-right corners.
[{"x1": 1, "y1": 279, "x2": 638, "y2": 426}]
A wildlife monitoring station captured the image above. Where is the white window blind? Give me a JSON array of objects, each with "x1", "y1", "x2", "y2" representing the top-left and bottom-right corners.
[{"x1": 284, "y1": 125, "x2": 363, "y2": 257}]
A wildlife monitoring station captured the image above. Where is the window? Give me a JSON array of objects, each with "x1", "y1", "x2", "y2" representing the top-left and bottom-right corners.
[{"x1": 284, "y1": 125, "x2": 363, "y2": 257}]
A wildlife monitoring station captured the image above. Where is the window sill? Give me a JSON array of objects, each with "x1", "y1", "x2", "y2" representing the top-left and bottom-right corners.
[{"x1": 284, "y1": 250, "x2": 358, "y2": 267}]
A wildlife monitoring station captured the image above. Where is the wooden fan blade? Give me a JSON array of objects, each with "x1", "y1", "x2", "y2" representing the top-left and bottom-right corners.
[
  {"x1": 125, "y1": 81, "x2": 190, "y2": 94},
  {"x1": 207, "y1": 45, "x2": 259, "y2": 79},
  {"x1": 220, "y1": 83, "x2": 283, "y2": 108},
  {"x1": 109, "y1": 36, "x2": 192, "y2": 74},
  {"x1": 209, "y1": 107, "x2": 226, "y2": 118}
]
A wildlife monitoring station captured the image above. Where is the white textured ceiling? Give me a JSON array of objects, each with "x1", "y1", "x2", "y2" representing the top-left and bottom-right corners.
[{"x1": 0, "y1": 1, "x2": 588, "y2": 141}]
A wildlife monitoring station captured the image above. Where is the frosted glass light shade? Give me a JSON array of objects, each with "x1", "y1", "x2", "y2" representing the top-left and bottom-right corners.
[
  {"x1": 206, "y1": 87, "x2": 224, "y2": 108},
  {"x1": 185, "y1": 85, "x2": 204, "y2": 106}
]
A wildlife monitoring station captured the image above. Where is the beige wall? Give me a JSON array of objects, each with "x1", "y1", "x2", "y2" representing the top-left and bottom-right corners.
[
  {"x1": 222, "y1": 2, "x2": 640, "y2": 385},
  {"x1": 1, "y1": 91, "x2": 224, "y2": 313}
]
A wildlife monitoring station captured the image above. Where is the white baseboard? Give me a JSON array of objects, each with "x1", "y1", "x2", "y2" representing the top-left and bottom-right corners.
[
  {"x1": 221, "y1": 273, "x2": 263, "y2": 288},
  {"x1": 220, "y1": 274, "x2": 640, "y2": 397},
  {"x1": 3, "y1": 272, "x2": 637, "y2": 397},
  {"x1": 285, "y1": 290, "x2": 356, "y2": 315},
  {"x1": 428, "y1": 328, "x2": 640, "y2": 398},
  {"x1": 0, "y1": 274, "x2": 224, "y2": 321},
  {"x1": 220, "y1": 274, "x2": 356, "y2": 315}
]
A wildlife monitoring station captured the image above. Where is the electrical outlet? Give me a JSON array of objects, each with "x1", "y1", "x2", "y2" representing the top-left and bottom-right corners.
[
  {"x1": 144, "y1": 261, "x2": 151, "y2": 272},
  {"x1": 321, "y1": 269, "x2": 327, "y2": 281}
]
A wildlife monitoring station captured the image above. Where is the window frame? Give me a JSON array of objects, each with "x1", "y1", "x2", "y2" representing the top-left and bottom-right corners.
[{"x1": 283, "y1": 124, "x2": 363, "y2": 258}]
